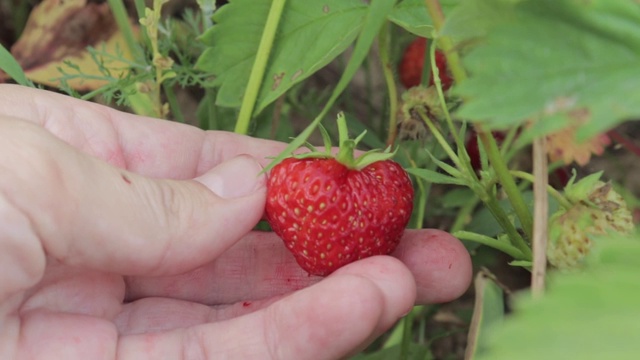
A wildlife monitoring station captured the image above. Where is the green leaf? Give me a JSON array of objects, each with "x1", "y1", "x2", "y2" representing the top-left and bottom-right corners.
[
  {"x1": 262, "y1": 0, "x2": 398, "y2": 173},
  {"x1": 388, "y1": 0, "x2": 460, "y2": 38},
  {"x1": 441, "y1": 0, "x2": 516, "y2": 43},
  {"x1": 454, "y1": 0, "x2": 640, "y2": 141},
  {"x1": 442, "y1": 188, "x2": 477, "y2": 208},
  {"x1": 406, "y1": 167, "x2": 465, "y2": 185},
  {"x1": 196, "y1": 0, "x2": 367, "y2": 114},
  {"x1": 477, "y1": 235, "x2": 640, "y2": 360},
  {"x1": 0, "y1": 43, "x2": 34, "y2": 87}
]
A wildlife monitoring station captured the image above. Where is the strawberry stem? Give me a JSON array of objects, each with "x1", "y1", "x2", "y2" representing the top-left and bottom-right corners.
[
  {"x1": 377, "y1": 21, "x2": 400, "y2": 147},
  {"x1": 511, "y1": 170, "x2": 573, "y2": 210},
  {"x1": 423, "y1": 0, "x2": 535, "y2": 242},
  {"x1": 423, "y1": 0, "x2": 467, "y2": 83},
  {"x1": 335, "y1": 113, "x2": 396, "y2": 170},
  {"x1": 235, "y1": 0, "x2": 287, "y2": 135},
  {"x1": 454, "y1": 231, "x2": 526, "y2": 259},
  {"x1": 336, "y1": 113, "x2": 357, "y2": 168}
]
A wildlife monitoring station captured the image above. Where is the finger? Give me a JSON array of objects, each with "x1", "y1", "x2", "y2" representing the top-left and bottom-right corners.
[
  {"x1": 125, "y1": 229, "x2": 472, "y2": 305},
  {"x1": 1, "y1": 117, "x2": 266, "y2": 277},
  {"x1": 117, "y1": 256, "x2": 416, "y2": 360},
  {"x1": 393, "y1": 229, "x2": 473, "y2": 303},
  {"x1": 0, "y1": 84, "x2": 285, "y2": 178}
]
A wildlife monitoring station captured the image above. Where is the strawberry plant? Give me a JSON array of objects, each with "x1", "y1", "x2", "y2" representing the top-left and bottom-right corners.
[{"x1": 2, "y1": 0, "x2": 640, "y2": 358}]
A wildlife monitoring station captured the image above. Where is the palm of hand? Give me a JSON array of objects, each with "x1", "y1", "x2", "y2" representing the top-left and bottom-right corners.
[{"x1": 0, "y1": 85, "x2": 472, "y2": 359}]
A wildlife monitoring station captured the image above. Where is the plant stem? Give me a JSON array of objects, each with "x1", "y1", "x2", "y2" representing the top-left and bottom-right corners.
[
  {"x1": 399, "y1": 309, "x2": 415, "y2": 360},
  {"x1": 423, "y1": 0, "x2": 534, "y2": 241},
  {"x1": 234, "y1": 0, "x2": 287, "y2": 134},
  {"x1": 454, "y1": 231, "x2": 525, "y2": 259},
  {"x1": 378, "y1": 21, "x2": 400, "y2": 147},
  {"x1": 423, "y1": 0, "x2": 466, "y2": 83},
  {"x1": 531, "y1": 137, "x2": 549, "y2": 298},
  {"x1": 483, "y1": 194, "x2": 532, "y2": 259},
  {"x1": 409, "y1": 161, "x2": 428, "y2": 230},
  {"x1": 510, "y1": 170, "x2": 572, "y2": 209},
  {"x1": 481, "y1": 133, "x2": 534, "y2": 240},
  {"x1": 162, "y1": 83, "x2": 184, "y2": 123},
  {"x1": 428, "y1": 39, "x2": 472, "y2": 175},
  {"x1": 416, "y1": 108, "x2": 462, "y2": 169},
  {"x1": 417, "y1": 101, "x2": 530, "y2": 257},
  {"x1": 107, "y1": 0, "x2": 143, "y2": 62}
]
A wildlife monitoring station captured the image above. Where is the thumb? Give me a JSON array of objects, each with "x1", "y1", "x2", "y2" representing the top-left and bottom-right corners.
[
  {"x1": 3, "y1": 120, "x2": 267, "y2": 277},
  {"x1": 195, "y1": 155, "x2": 266, "y2": 200}
]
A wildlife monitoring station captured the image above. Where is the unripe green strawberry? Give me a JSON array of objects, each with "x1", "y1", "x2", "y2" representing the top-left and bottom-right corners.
[
  {"x1": 265, "y1": 115, "x2": 414, "y2": 276},
  {"x1": 547, "y1": 174, "x2": 634, "y2": 270}
]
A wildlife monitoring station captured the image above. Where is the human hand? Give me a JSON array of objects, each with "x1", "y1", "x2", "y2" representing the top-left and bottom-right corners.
[{"x1": 0, "y1": 85, "x2": 472, "y2": 359}]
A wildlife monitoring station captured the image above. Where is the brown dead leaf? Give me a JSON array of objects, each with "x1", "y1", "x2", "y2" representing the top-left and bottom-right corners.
[
  {"x1": 545, "y1": 107, "x2": 611, "y2": 166},
  {"x1": 10, "y1": 0, "x2": 136, "y2": 90}
]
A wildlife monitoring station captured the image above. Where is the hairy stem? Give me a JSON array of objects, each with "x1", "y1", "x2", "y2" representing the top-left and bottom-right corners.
[
  {"x1": 423, "y1": 0, "x2": 466, "y2": 83},
  {"x1": 423, "y1": 0, "x2": 534, "y2": 241},
  {"x1": 454, "y1": 231, "x2": 525, "y2": 259},
  {"x1": 510, "y1": 170, "x2": 572, "y2": 210}
]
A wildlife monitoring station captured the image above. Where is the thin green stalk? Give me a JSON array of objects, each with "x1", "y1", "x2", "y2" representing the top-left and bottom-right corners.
[
  {"x1": 480, "y1": 132, "x2": 534, "y2": 240},
  {"x1": 378, "y1": 21, "x2": 399, "y2": 147},
  {"x1": 483, "y1": 193, "x2": 532, "y2": 259},
  {"x1": 423, "y1": 0, "x2": 534, "y2": 241},
  {"x1": 134, "y1": 0, "x2": 152, "y2": 51},
  {"x1": 412, "y1": 174, "x2": 428, "y2": 230},
  {"x1": 511, "y1": 170, "x2": 572, "y2": 210},
  {"x1": 423, "y1": 0, "x2": 466, "y2": 83},
  {"x1": 399, "y1": 309, "x2": 415, "y2": 360},
  {"x1": 235, "y1": 0, "x2": 287, "y2": 134},
  {"x1": 162, "y1": 83, "x2": 185, "y2": 123},
  {"x1": 454, "y1": 231, "x2": 525, "y2": 259},
  {"x1": 416, "y1": 108, "x2": 462, "y2": 169},
  {"x1": 428, "y1": 39, "x2": 477, "y2": 178},
  {"x1": 107, "y1": 0, "x2": 144, "y2": 61}
]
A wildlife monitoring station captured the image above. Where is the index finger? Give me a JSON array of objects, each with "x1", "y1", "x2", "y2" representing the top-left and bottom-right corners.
[{"x1": 0, "y1": 84, "x2": 285, "y2": 179}]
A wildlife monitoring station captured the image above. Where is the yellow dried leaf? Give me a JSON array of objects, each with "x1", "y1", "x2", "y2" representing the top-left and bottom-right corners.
[
  {"x1": 11, "y1": 0, "x2": 136, "y2": 90},
  {"x1": 547, "y1": 127, "x2": 611, "y2": 166}
]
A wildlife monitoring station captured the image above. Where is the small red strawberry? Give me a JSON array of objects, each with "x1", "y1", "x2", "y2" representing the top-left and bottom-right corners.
[
  {"x1": 399, "y1": 37, "x2": 452, "y2": 90},
  {"x1": 266, "y1": 115, "x2": 414, "y2": 276}
]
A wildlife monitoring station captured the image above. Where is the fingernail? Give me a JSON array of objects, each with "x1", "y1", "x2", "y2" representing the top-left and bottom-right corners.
[{"x1": 196, "y1": 155, "x2": 265, "y2": 199}]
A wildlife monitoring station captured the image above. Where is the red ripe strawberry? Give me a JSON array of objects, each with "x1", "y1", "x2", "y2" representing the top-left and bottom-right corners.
[
  {"x1": 265, "y1": 115, "x2": 414, "y2": 276},
  {"x1": 399, "y1": 37, "x2": 452, "y2": 90}
]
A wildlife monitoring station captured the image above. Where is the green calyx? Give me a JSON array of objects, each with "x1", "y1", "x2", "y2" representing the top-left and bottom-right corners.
[{"x1": 294, "y1": 112, "x2": 396, "y2": 170}]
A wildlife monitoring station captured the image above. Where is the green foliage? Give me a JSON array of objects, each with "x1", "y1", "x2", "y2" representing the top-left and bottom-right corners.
[
  {"x1": 388, "y1": 0, "x2": 460, "y2": 37},
  {"x1": 451, "y1": 0, "x2": 640, "y2": 142},
  {"x1": 196, "y1": 0, "x2": 368, "y2": 114},
  {"x1": 476, "y1": 235, "x2": 640, "y2": 360},
  {"x1": 261, "y1": 0, "x2": 399, "y2": 173},
  {"x1": 0, "y1": 43, "x2": 34, "y2": 87}
]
